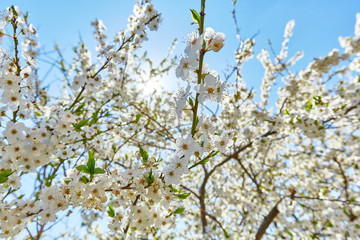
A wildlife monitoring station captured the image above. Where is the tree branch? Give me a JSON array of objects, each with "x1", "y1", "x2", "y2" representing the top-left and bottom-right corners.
[{"x1": 255, "y1": 199, "x2": 282, "y2": 240}]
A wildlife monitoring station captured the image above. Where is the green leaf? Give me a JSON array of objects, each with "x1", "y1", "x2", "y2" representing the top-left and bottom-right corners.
[
  {"x1": 0, "y1": 169, "x2": 12, "y2": 178},
  {"x1": 135, "y1": 113, "x2": 142, "y2": 123},
  {"x1": 188, "y1": 97, "x2": 194, "y2": 107},
  {"x1": 80, "y1": 176, "x2": 89, "y2": 183},
  {"x1": 305, "y1": 100, "x2": 313, "y2": 110},
  {"x1": 190, "y1": 9, "x2": 200, "y2": 25},
  {"x1": 107, "y1": 204, "x2": 115, "y2": 217},
  {"x1": 139, "y1": 145, "x2": 149, "y2": 162},
  {"x1": 0, "y1": 176, "x2": 9, "y2": 184},
  {"x1": 327, "y1": 220, "x2": 333, "y2": 228},
  {"x1": 94, "y1": 168, "x2": 106, "y2": 174},
  {"x1": 76, "y1": 165, "x2": 90, "y2": 174},
  {"x1": 177, "y1": 192, "x2": 191, "y2": 199},
  {"x1": 87, "y1": 151, "x2": 95, "y2": 174},
  {"x1": 169, "y1": 185, "x2": 181, "y2": 193},
  {"x1": 199, "y1": 157, "x2": 210, "y2": 165},
  {"x1": 211, "y1": 151, "x2": 219, "y2": 157},
  {"x1": 34, "y1": 111, "x2": 42, "y2": 117},
  {"x1": 223, "y1": 229, "x2": 230, "y2": 238},
  {"x1": 355, "y1": 224, "x2": 360, "y2": 229},
  {"x1": 283, "y1": 109, "x2": 289, "y2": 115},
  {"x1": 45, "y1": 174, "x2": 57, "y2": 187},
  {"x1": 313, "y1": 95, "x2": 323, "y2": 105},
  {"x1": 74, "y1": 102, "x2": 86, "y2": 116},
  {"x1": 90, "y1": 110, "x2": 100, "y2": 125},
  {"x1": 349, "y1": 196, "x2": 356, "y2": 202},
  {"x1": 144, "y1": 168, "x2": 154, "y2": 184},
  {"x1": 73, "y1": 119, "x2": 89, "y2": 130},
  {"x1": 174, "y1": 207, "x2": 185, "y2": 214}
]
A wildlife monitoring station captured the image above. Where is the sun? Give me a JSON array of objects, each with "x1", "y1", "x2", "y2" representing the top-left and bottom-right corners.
[{"x1": 140, "y1": 74, "x2": 163, "y2": 96}]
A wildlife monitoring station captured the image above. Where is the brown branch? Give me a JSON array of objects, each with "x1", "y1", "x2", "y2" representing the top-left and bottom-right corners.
[
  {"x1": 292, "y1": 195, "x2": 360, "y2": 205},
  {"x1": 206, "y1": 212, "x2": 227, "y2": 234},
  {"x1": 26, "y1": 227, "x2": 34, "y2": 240},
  {"x1": 344, "y1": 102, "x2": 360, "y2": 115},
  {"x1": 255, "y1": 199, "x2": 282, "y2": 240},
  {"x1": 124, "y1": 194, "x2": 141, "y2": 234},
  {"x1": 199, "y1": 167, "x2": 208, "y2": 233},
  {"x1": 234, "y1": 157, "x2": 262, "y2": 194},
  {"x1": 130, "y1": 103, "x2": 175, "y2": 142},
  {"x1": 34, "y1": 224, "x2": 45, "y2": 240},
  {"x1": 26, "y1": 209, "x2": 43, "y2": 217},
  {"x1": 67, "y1": 14, "x2": 160, "y2": 111},
  {"x1": 195, "y1": 130, "x2": 278, "y2": 235},
  {"x1": 333, "y1": 157, "x2": 357, "y2": 221}
]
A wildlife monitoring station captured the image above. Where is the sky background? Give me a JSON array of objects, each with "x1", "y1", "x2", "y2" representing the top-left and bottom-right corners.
[
  {"x1": 1, "y1": 0, "x2": 360, "y2": 238},
  {"x1": 1, "y1": 0, "x2": 360, "y2": 95}
]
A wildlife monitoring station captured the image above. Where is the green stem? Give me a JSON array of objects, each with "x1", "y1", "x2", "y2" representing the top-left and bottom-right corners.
[
  {"x1": 11, "y1": 19, "x2": 21, "y2": 76},
  {"x1": 191, "y1": 0, "x2": 206, "y2": 137},
  {"x1": 11, "y1": 18, "x2": 21, "y2": 122}
]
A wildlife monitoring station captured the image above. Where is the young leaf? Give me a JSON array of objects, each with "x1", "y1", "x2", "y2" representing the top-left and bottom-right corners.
[
  {"x1": 177, "y1": 192, "x2": 191, "y2": 199},
  {"x1": 76, "y1": 165, "x2": 90, "y2": 174},
  {"x1": 135, "y1": 113, "x2": 142, "y2": 123},
  {"x1": 0, "y1": 176, "x2": 9, "y2": 184},
  {"x1": 80, "y1": 176, "x2": 89, "y2": 184},
  {"x1": 327, "y1": 220, "x2": 334, "y2": 228},
  {"x1": 144, "y1": 168, "x2": 154, "y2": 184},
  {"x1": 0, "y1": 169, "x2": 12, "y2": 178},
  {"x1": 139, "y1": 145, "x2": 149, "y2": 162},
  {"x1": 74, "y1": 102, "x2": 86, "y2": 116},
  {"x1": 174, "y1": 208, "x2": 185, "y2": 214},
  {"x1": 90, "y1": 110, "x2": 100, "y2": 125},
  {"x1": 188, "y1": 97, "x2": 194, "y2": 107},
  {"x1": 199, "y1": 157, "x2": 210, "y2": 165},
  {"x1": 107, "y1": 204, "x2": 115, "y2": 217},
  {"x1": 211, "y1": 151, "x2": 220, "y2": 157},
  {"x1": 305, "y1": 100, "x2": 313, "y2": 110},
  {"x1": 73, "y1": 119, "x2": 89, "y2": 130},
  {"x1": 224, "y1": 229, "x2": 230, "y2": 238},
  {"x1": 169, "y1": 184, "x2": 181, "y2": 193},
  {"x1": 87, "y1": 151, "x2": 95, "y2": 174},
  {"x1": 190, "y1": 9, "x2": 200, "y2": 25},
  {"x1": 94, "y1": 168, "x2": 106, "y2": 174}
]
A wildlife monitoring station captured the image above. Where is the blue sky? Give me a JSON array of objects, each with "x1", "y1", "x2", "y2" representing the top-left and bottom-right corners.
[{"x1": 1, "y1": 0, "x2": 359, "y2": 93}]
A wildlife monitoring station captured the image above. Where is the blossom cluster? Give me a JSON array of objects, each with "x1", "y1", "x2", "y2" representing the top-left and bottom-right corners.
[
  {"x1": 166, "y1": 18, "x2": 229, "y2": 186},
  {"x1": 0, "y1": 3, "x2": 187, "y2": 239}
]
